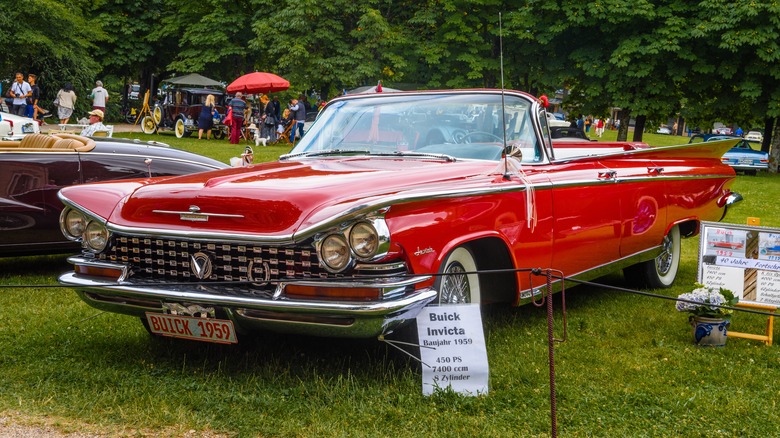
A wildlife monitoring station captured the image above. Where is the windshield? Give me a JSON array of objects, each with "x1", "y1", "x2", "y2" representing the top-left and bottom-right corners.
[{"x1": 290, "y1": 93, "x2": 542, "y2": 162}]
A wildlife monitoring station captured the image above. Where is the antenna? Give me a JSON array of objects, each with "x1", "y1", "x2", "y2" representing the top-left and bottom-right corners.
[{"x1": 499, "y1": 12, "x2": 510, "y2": 180}]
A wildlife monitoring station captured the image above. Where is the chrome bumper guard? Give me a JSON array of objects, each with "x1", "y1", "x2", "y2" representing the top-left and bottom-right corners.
[{"x1": 59, "y1": 258, "x2": 437, "y2": 338}]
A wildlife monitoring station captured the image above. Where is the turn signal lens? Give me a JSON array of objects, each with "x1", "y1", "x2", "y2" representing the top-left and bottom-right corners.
[
  {"x1": 320, "y1": 234, "x2": 351, "y2": 272},
  {"x1": 63, "y1": 209, "x2": 87, "y2": 239},
  {"x1": 84, "y1": 221, "x2": 109, "y2": 252},
  {"x1": 349, "y1": 222, "x2": 378, "y2": 260}
]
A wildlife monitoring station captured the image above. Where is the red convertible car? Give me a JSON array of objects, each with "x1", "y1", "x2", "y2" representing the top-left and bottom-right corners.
[{"x1": 58, "y1": 90, "x2": 742, "y2": 342}]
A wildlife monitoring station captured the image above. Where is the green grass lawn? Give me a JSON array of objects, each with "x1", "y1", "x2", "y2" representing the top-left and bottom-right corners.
[{"x1": 1, "y1": 133, "x2": 780, "y2": 436}]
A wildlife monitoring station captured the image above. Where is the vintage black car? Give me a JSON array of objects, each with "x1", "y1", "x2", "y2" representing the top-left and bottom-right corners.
[
  {"x1": 141, "y1": 88, "x2": 229, "y2": 139},
  {"x1": 0, "y1": 133, "x2": 228, "y2": 256}
]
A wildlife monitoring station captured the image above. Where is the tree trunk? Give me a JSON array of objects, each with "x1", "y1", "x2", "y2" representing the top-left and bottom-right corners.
[
  {"x1": 632, "y1": 115, "x2": 646, "y2": 142},
  {"x1": 770, "y1": 117, "x2": 780, "y2": 173},
  {"x1": 617, "y1": 109, "x2": 631, "y2": 141},
  {"x1": 762, "y1": 117, "x2": 773, "y2": 153}
]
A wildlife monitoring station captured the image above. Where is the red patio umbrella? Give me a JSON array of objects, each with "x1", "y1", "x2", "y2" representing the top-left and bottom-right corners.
[{"x1": 227, "y1": 72, "x2": 290, "y2": 94}]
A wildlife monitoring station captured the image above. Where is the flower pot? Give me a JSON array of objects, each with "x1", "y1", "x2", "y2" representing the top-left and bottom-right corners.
[{"x1": 691, "y1": 316, "x2": 730, "y2": 346}]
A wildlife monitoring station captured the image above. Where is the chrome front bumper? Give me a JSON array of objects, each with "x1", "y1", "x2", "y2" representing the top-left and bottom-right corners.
[{"x1": 59, "y1": 266, "x2": 437, "y2": 338}]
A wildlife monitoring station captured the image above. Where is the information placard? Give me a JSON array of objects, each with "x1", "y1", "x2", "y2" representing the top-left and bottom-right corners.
[
  {"x1": 416, "y1": 304, "x2": 489, "y2": 396},
  {"x1": 698, "y1": 221, "x2": 780, "y2": 305}
]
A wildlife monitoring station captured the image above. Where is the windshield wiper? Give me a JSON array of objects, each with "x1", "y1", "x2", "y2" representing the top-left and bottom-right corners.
[
  {"x1": 280, "y1": 149, "x2": 371, "y2": 160},
  {"x1": 372, "y1": 151, "x2": 456, "y2": 162}
]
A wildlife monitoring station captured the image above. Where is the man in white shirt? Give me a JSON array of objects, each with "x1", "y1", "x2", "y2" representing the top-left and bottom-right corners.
[
  {"x1": 80, "y1": 109, "x2": 109, "y2": 137},
  {"x1": 7, "y1": 72, "x2": 31, "y2": 116},
  {"x1": 90, "y1": 80, "x2": 109, "y2": 112}
]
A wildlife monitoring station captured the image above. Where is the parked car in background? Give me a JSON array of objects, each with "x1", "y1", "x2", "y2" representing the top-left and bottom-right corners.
[
  {"x1": 0, "y1": 111, "x2": 40, "y2": 140},
  {"x1": 0, "y1": 133, "x2": 228, "y2": 256},
  {"x1": 745, "y1": 131, "x2": 763, "y2": 142},
  {"x1": 142, "y1": 87, "x2": 228, "y2": 139},
  {"x1": 689, "y1": 134, "x2": 768, "y2": 175},
  {"x1": 57, "y1": 89, "x2": 741, "y2": 343},
  {"x1": 129, "y1": 83, "x2": 141, "y2": 100},
  {"x1": 546, "y1": 112, "x2": 570, "y2": 127},
  {"x1": 550, "y1": 126, "x2": 593, "y2": 141},
  {"x1": 656, "y1": 125, "x2": 672, "y2": 135},
  {"x1": 714, "y1": 126, "x2": 733, "y2": 135}
]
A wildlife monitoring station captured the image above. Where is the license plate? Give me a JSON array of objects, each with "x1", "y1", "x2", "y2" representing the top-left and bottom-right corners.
[
  {"x1": 21, "y1": 124, "x2": 35, "y2": 133},
  {"x1": 144, "y1": 312, "x2": 237, "y2": 344},
  {"x1": 739, "y1": 159, "x2": 754, "y2": 165}
]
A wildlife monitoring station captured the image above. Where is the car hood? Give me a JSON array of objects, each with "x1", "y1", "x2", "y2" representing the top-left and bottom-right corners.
[{"x1": 92, "y1": 157, "x2": 503, "y2": 239}]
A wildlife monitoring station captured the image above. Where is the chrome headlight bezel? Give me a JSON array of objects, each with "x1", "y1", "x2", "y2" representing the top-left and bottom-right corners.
[
  {"x1": 60, "y1": 208, "x2": 88, "y2": 241},
  {"x1": 348, "y1": 219, "x2": 390, "y2": 262},
  {"x1": 315, "y1": 215, "x2": 392, "y2": 272},
  {"x1": 83, "y1": 220, "x2": 110, "y2": 252},
  {"x1": 318, "y1": 233, "x2": 352, "y2": 273}
]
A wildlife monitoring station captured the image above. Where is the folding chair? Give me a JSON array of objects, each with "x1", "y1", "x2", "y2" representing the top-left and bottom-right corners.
[{"x1": 275, "y1": 120, "x2": 295, "y2": 145}]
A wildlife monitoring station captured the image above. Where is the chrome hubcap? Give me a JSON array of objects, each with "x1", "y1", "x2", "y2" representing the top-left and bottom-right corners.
[
  {"x1": 440, "y1": 262, "x2": 470, "y2": 304},
  {"x1": 657, "y1": 234, "x2": 673, "y2": 275}
]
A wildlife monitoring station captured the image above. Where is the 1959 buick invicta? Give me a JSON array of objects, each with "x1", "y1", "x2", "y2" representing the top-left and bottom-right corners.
[{"x1": 58, "y1": 90, "x2": 741, "y2": 342}]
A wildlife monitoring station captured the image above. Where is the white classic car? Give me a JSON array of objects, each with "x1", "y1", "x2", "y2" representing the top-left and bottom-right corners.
[
  {"x1": 744, "y1": 131, "x2": 763, "y2": 143},
  {"x1": 0, "y1": 111, "x2": 40, "y2": 139}
]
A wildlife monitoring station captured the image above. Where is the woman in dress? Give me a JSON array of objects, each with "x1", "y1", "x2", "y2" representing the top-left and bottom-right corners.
[
  {"x1": 56, "y1": 83, "x2": 77, "y2": 124},
  {"x1": 198, "y1": 94, "x2": 216, "y2": 140}
]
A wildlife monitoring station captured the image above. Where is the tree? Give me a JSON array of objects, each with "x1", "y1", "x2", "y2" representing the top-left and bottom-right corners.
[{"x1": 0, "y1": 0, "x2": 101, "y2": 112}]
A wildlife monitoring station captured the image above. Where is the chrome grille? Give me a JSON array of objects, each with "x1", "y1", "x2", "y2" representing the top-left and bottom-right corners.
[{"x1": 97, "y1": 235, "x2": 329, "y2": 283}]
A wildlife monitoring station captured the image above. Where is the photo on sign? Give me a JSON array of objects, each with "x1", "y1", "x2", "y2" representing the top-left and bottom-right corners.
[
  {"x1": 704, "y1": 227, "x2": 749, "y2": 258},
  {"x1": 759, "y1": 232, "x2": 780, "y2": 261}
]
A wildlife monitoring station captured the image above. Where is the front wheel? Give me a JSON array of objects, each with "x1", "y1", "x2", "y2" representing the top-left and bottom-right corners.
[
  {"x1": 435, "y1": 247, "x2": 481, "y2": 304},
  {"x1": 213, "y1": 127, "x2": 226, "y2": 140},
  {"x1": 141, "y1": 116, "x2": 157, "y2": 134},
  {"x1": 624, "y1": 225, "x2": 681, "y2": 288},
  {"x1": 175, "y1": 118, "x2": 189, "y2": 138}
]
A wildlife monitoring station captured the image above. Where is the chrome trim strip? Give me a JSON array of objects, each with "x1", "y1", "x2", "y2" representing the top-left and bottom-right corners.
[
  {"x1": 355, "y1": 261, "x2": 407, "y2": 272},
  {"x1": 152, "y1": 210, "x2": 245, "y2": 218},
  {"x1": 65, "y1": 171, "x2": 731, "y2": 245},
  {"x1": 79, "y1": 152, "x2": 224, "y2": 170}
]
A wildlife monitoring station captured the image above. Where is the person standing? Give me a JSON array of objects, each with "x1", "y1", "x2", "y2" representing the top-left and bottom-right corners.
[
  {"x1": 271, "y1": 95, "x2": 281, "y2": 120},
  {"x1": 288, "y1": 98, "x2": 306, "y2": 143},
  {"x1": 90, "y1": 80, "x2": 109, "y2": 112},
  {"x1": 261, "y1": 100, "x2": 277, "y2": 142},
  {"x1": 7, "y1": 72, "x2": 31, "y2": 116},
  {"x1": 198, "y1": 94, "x2": 216, "y2": 140},
  {"x1": 56, "y1": 83, "x2": 77, "y2": 124},
  {"x1": 26, "y1": 74, "x2": 41, "y2": 120},
  {"x1": 228, "y1": 92, "x2": 248, "y2": 144},
  {"x1": 596, "y1": 117, "x2": 605, "y2": 137}
]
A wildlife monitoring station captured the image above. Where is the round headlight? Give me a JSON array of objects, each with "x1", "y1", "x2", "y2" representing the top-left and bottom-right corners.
[
  {"x1": 349, "y1": 222, "x2": 379, "y2": 260},
  {"x1": 63, "y1": 209, "x2": 87, "y2": 239},
  {"x1": 320, "y1": 234, "x2": 351, "y2": 272},
  {"x1": 84, "y1": 221, "x2": 109, "y2": 252}
]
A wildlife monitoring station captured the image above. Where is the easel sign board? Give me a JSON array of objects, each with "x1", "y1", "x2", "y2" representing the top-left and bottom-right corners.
[{"x1": 697, "y1": 221, "x2": 780, "y2": 305}]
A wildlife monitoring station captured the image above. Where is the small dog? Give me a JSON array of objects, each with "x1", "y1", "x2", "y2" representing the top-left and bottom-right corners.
[
  {"x1": 249, "y1": 124, "x2": 268, "y2": 147},
  {"x1": 254, "y1": 135, "x2": 268, "y2": 147}
]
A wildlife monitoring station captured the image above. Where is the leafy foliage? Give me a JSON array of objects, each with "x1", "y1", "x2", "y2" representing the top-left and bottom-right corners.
[{"x1": 6, "y1": 0, "x2": 780, "y2": 157}]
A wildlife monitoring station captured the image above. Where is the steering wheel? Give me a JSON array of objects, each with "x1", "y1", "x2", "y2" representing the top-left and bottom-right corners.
[{"x1": 459, "y1": 131, "x2": 503, "y2": 143}]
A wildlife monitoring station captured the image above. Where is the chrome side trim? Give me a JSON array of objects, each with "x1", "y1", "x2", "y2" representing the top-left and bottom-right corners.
[
  {"x1": 60, "y1": 166, "x2": 732, "y2": 246},
  {"x1": 516, "y1": 244, "x2": 662, "y2": 302}
]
